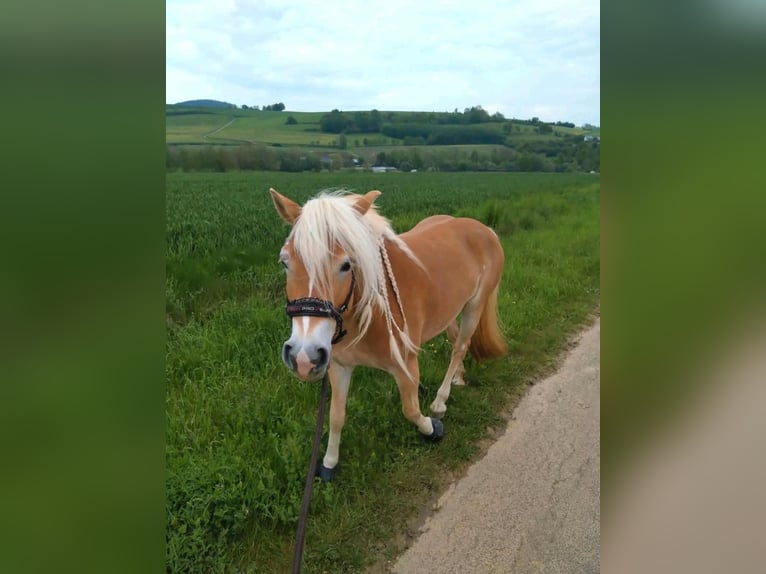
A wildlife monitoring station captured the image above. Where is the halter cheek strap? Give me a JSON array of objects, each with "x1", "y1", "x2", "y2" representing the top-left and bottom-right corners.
[{"x1": 285, "y1": 271, "x2": 355, "y2": 345}]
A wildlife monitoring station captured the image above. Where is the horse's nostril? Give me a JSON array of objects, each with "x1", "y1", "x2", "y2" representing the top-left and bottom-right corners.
[
  {"x1": 316, "y1": 346, "x2": 328, "y2": 367},
  {"x1": 283, "y1": 344, "x2": 296, "y2": 370}
]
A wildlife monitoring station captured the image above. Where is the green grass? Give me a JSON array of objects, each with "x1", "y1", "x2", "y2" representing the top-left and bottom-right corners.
[
  {"x1": 166, "y1": 171, "x2": 600, "y2": 573},
  {"x1": 166, "y1": 111, "x2": 394, "y2": 147},
  {"x1": 214, "y1": 117, "x2": 387, "y2": 147}
]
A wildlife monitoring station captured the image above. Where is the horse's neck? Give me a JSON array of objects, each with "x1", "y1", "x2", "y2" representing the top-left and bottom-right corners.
[
  {"x1": 338, "y1": 236, "x2": 415, "y2": 367},
  {"x1": 381, "y1": 235, "x2": 420, "y2": 275},
  {"x1": 379, "y1": 237, "x2": 407, "y2": 322},
  {"x1": 347, "y1": 237, "x2": 414, "y2": 338}
]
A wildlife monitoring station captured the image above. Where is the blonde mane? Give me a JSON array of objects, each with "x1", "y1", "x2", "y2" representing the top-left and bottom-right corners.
[{"x1": 289, "y1": 190, "x2": 420, "y2": 371}]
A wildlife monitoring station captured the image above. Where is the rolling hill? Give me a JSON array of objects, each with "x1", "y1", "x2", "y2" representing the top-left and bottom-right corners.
[
  {"x1": 172, "y1": 99, "x2": 237, "y2": 109},
  {"x1": 165, "y1": 105, "x2": 595, "y2": 149}
]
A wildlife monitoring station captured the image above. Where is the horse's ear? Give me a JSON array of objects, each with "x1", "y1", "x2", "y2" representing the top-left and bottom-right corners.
[
  {"x1": 270, "y1": 188, "x2": 301, "y2": 225},
  {"x1": 352, "y1": 190, "x2": 382, "y2": 215}
]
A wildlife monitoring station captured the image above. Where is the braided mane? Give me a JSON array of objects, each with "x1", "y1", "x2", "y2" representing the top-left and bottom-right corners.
[{"x1": 289, "y1": 191, "x2": 420, "y2": 371}]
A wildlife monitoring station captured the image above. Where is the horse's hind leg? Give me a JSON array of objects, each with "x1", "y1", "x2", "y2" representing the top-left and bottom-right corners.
[
  {"x1": 446, "y1": 320, "x2": 459, "y2": 345},
  {"x1": 445, "y1": 320, "x2": 468, "y2": 386},
  {"x1": 430, "y1": 300, "x2": 484, "y2": 418}
]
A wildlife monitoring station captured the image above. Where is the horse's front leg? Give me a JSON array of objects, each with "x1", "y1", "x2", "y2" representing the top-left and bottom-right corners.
[
  {"x1": 393, "y1": 355, "x2": 444, "y2": 442},
  {"x1": 317, "y1": 361, "x2": 354, "y2": 482}
]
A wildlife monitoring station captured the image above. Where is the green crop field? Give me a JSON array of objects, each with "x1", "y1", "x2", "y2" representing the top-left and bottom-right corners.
[{"x1": 166, "y1": 171, "x2": 600, "y2": 573}]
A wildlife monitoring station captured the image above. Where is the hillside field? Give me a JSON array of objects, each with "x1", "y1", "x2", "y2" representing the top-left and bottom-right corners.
[
  {"x1": 166, "y1": 171, "x2": 600, "y2": 573},
  {"x1": 166, "y1": 107, "x2": 591, "y2": 149}
]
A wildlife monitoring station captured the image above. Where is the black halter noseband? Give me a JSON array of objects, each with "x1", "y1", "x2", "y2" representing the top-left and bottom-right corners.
[{"x1": 285, "y1": 271, "x2": 356, "y2": 345}]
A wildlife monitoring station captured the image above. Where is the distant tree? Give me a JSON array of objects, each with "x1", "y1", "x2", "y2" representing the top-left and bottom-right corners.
[
  {"x1": 537, "y1": 123, "x2": 553, "y2": 134},
  {"x1": 518, "y1": 153, "x2": 544, "y2": 171},
  {"x1": 403, "y1": 136, "x2": 426, "y2": 145},
  {"x1": 285, "y1": 115, "x2": 298, "y2": 125},
  {"x1": 320, "y1": 110, "x2": 348, "y2": 133},
  {"x1": 241, "y1": 104, "x2": 249, "y2": 110},
  {"x1": 409, "y1": 148, "x2": 424, "y2": 170},
  {"x1": 464, "y1": 106, "x2": 490, "y2": 124},
  {"x1": 329, "y1": 153, "x2": 343, "y2": 171},
  {"x1": 338, "y1": 134, "x2": 348, "y2": 149}
]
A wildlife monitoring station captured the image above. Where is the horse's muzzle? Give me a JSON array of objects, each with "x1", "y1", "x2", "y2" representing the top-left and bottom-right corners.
[{"x1": 282, "y1": 342, "x2": 329, "y2": 381}]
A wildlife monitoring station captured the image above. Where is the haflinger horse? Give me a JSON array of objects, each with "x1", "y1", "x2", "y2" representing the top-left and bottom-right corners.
[{"x1": 270, "y1": 187, "x2": 507, "y2": 481}]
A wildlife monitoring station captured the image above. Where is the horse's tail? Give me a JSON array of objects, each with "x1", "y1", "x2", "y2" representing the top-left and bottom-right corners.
[{"x1": 469, "y1": 284, "x2": 508, "y2": 362}]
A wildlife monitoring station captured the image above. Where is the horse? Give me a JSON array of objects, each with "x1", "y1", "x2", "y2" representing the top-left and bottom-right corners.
[{"x1": 270, "y1": 187, "x2": 507, "y2": 481}]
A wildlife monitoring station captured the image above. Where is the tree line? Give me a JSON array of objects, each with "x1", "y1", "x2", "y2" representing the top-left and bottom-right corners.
[
  {"x1": 317, "y1": 106, "x2": 580, "y2": 146},
  {"x1": 241, "y1": 102, "x2": 285, "y2": 111},
  {"x1": 319, "y1": 106, "x2": 506, "y2": 134},
  {"x1": 166, "y1": 136, "x2": 599, "y2": 174}
]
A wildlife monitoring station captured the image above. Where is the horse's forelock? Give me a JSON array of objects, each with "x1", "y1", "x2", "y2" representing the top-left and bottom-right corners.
[{"x1": 290, "y1": 192, "x2": 386, "y2": 309}]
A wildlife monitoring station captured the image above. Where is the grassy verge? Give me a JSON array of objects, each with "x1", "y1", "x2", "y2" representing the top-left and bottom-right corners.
[{"x1": 166, "y1": 172, "x2": 599, "y2": 573}]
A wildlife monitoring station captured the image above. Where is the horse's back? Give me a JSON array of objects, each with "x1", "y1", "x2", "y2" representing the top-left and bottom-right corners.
[
  {"x1": 402, "y1": 215, "x2": 501, "y2": 260},
  {"x1": 405, "y1": 214, "x2": 453, "y2": 234},
  {"x1": 399, "y1": 215, "x2": 503, "y2": 286}
]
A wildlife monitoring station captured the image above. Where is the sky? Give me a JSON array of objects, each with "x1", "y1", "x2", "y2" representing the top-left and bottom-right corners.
[{"x1": 166, "y1": 0, "x2": 600, "y2": 126}]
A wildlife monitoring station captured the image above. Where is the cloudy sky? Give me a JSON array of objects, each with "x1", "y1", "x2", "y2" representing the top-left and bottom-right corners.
[{"x1": 167, "y1": 0, "x2": 599, "y2": 126}]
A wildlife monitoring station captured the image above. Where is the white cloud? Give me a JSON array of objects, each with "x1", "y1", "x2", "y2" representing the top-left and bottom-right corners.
[{"x1": 166, "y1": 0, "x2": 599, "y2": 125}]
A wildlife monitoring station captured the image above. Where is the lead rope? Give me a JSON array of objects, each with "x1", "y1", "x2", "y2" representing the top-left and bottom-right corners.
[{"x1": 291, "y1": 373, "x2": 329, "y2": 574}]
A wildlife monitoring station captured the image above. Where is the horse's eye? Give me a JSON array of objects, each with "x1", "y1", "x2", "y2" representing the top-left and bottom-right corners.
[
  {"x1": 340, "y1": 260, "x2": 351, "y2": 273},
  {"x1": 280, "y1": 259, "x2": 288, "y2": 270}
]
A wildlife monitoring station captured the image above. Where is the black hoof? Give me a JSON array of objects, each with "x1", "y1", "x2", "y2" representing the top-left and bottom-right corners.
[
  {"x1": 315, "y1": 462, "x2": 338, "y2": 482},
  {"x1": 425, "y1": 418, "x2": 444, "y2": 442}
]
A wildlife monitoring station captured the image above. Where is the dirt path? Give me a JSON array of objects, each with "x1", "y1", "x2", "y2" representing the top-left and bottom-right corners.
[
  {"x1": 391, "y1": 319, "x2": 600, "y2": 573},
  {"x1": 203, "y1": 117, "x2": 237, "y2": 139}
]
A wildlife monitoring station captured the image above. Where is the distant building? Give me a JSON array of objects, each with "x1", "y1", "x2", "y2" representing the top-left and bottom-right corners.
[{"x1": 371, "y1": 166, "x2": 397, "y2": 173}]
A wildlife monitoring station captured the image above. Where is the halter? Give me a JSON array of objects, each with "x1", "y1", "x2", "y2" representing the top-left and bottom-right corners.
[{"x1": 285, "y1": 271, "x2": 356, "y2": 345}]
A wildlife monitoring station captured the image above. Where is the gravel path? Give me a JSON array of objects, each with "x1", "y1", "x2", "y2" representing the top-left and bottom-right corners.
[{"x1": 392, "y1": 319, "x2": 600, "y2": 573}]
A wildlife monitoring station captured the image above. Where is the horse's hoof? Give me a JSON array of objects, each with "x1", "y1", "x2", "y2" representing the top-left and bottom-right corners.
[
  {"x1": 429, "y1": 401, "x2": 447, "y2": 419},
  {"x1": 426, "y1": 418, "x2": 444, "y2": 442},
  {"x1": 316, "y1": 462, "x2": 338, "y2": 482}
]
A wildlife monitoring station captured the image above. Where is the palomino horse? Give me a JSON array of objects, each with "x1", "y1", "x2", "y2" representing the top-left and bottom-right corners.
[{"x1": 270, "y1": 188, "x2": 506, "y2": 480}]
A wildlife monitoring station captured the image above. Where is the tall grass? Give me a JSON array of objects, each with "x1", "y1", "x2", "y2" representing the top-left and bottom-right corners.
[{"x1": 166, "y1": 172, "x2": 599, "y2": 572}]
